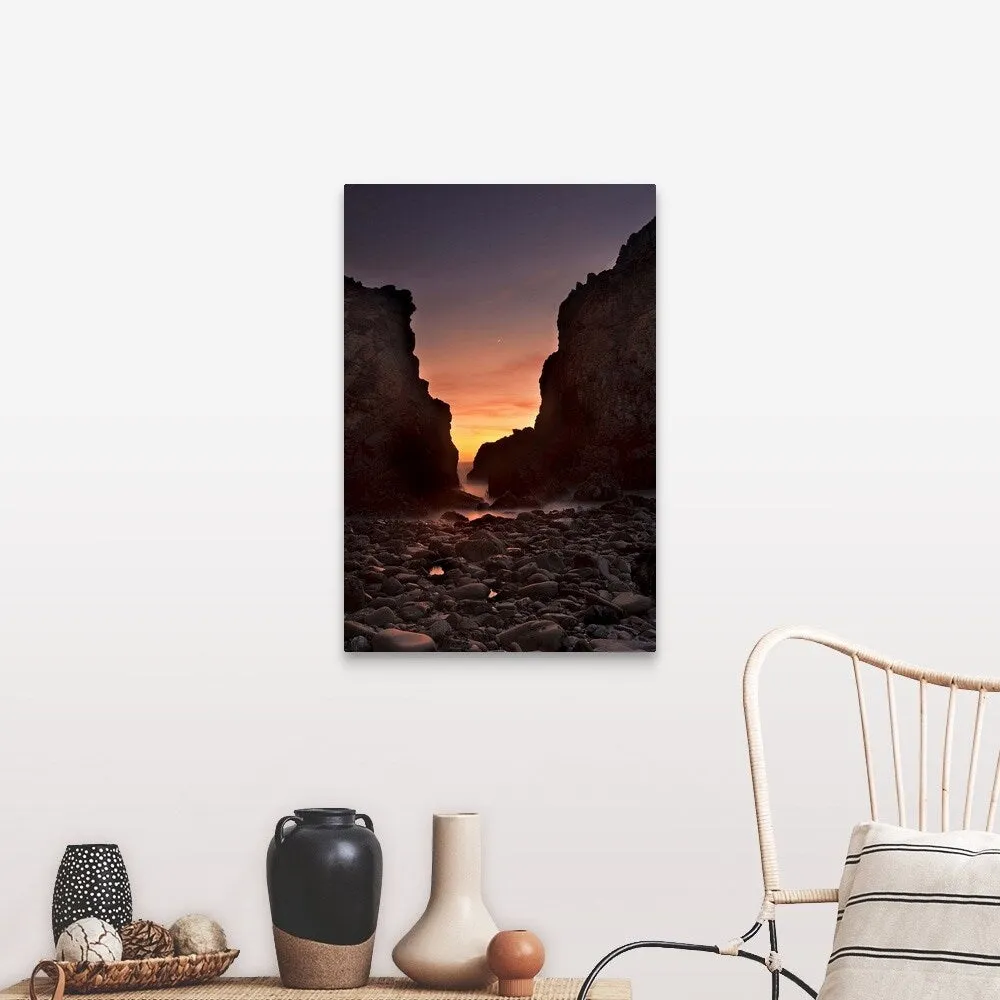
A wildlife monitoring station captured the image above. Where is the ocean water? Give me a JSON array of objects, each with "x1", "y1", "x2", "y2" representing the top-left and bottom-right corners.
[
  {"x1": 457, "y1": 461, "x2": 488, "y2": 500},
  {"x1": 447, "y1": 460, "x2": 653, "y2": 522}
]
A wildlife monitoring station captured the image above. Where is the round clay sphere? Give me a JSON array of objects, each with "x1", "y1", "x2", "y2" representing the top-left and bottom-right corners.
[
  {"x1": 487, "y1": 930, "x2": 545, "y2": 997},
  {"x1": 56, "y1": 917, "x2": 124, "y2": 963},
  {"x1": 170, "y1": 914, "x2": 227, "y2": 955},
  {"x1": 120, "y1": 919, "x2": 174, "y2": 959}
]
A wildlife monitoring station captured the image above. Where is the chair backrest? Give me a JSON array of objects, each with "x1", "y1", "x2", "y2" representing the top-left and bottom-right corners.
[{"x1": 743, "y1": 626, "x2": 1000, "y2": 908}]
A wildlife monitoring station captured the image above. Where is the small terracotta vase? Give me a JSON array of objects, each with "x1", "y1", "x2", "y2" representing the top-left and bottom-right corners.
[
  {"x1": 487, "y1": 930, "x2": 545, "y2": 997},
  {"x1": 392, "y1": 813, "x2": 498, "y2": 988}
]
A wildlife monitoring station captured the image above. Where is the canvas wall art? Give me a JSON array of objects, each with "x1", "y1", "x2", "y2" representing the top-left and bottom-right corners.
[{"x1": 344, "y1": 184, "x2": 655, "y2": 653}]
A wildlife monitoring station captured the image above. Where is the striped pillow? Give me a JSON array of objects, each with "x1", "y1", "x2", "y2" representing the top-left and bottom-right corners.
[{"x1": 818, "y1": 821, "x2": 1000, "y2": 999}]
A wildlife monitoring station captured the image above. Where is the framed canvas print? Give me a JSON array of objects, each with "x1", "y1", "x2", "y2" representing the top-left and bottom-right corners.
[{"x1": 344, "y1": 184, "x2": 655, "y2": 653}]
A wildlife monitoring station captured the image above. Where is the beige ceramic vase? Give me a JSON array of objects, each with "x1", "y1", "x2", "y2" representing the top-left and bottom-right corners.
[{"x1": 392, "y1": 813, "x2": 499, "y2": 988}]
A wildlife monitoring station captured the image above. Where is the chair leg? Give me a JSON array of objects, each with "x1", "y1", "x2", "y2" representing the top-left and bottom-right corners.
[
  {"x1": 769, "y1": 920, "x2": 781, "y2": 1000},
  {"x1": 574, "y1": 924, "x2": 818, "y2": 1000}
]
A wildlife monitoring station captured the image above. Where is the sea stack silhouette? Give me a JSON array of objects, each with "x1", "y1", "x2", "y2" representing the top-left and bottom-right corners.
[
  {"x1": 344, "y1": 277, "x2": 476, "y2": 513},
  {"x1": 470, "y1": 218, "x2": 655, "y2": 501}
]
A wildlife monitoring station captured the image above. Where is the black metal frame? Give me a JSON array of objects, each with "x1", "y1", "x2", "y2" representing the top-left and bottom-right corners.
[{"x1": 575, "y1": 917, "x2": 818, "y2": 1000}]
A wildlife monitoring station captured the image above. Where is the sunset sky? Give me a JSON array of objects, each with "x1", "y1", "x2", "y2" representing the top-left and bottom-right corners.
[{"x1": 344, "y1": 184, "x2": 655, "y2": 461}]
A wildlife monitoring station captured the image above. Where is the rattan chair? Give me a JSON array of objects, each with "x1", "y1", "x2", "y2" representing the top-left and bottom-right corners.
[{"x1": 577, "y1": 625, "x2": 1000, "y2": 999}]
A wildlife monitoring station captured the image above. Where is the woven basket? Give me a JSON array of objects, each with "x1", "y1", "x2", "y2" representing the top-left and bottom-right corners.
[{"x1": 30, "y1": 951, "x2": 239, "y2": 997}]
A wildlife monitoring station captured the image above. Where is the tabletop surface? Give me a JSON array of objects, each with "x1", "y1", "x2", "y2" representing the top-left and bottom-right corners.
[{"x1": 0, "y1": 976, "x2": 630, "y2": 1000}]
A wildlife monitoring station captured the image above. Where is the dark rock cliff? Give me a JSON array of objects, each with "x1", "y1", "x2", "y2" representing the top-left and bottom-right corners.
[
  {"x1": 467, "y1": 427, "x2": 536, "y2": 485},
  {"x1": 344, "y1": 277, "x2": 461, "y2": 512},
  {"x1": 472, "y1": 218, "x2": 656, "y2": 498}
]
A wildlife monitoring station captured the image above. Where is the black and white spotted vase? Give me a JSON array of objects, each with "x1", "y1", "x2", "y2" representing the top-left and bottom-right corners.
[{"x1": 51, "y1": 844, "x2": 133, "y2": 944}]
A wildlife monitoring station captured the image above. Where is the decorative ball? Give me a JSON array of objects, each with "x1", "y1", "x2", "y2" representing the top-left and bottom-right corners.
[
  {"x1": 487, "y1": 929, "x2": 545, "y2": 997},
  {"x1": 170, "y1": 914, "x2": 227, "y2": 956},
  {"x1": 55, "y1": 917, "x2": 124, "y2": 963},
  {"x1": 120, "y1": 920, "x2": 174, "y2": 959}
]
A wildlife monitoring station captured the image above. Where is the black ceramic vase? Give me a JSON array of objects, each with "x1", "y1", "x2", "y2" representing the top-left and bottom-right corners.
[
  {"x1": 267, "y1": 808, "x2": 382, "y2": 989},
  {"x1": 52, "y1": 844, "x2": 133, "y2": 944}
]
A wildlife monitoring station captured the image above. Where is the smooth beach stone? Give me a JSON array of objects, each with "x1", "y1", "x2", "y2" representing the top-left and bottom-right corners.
[
  {"x1": 581, "y1": 603, "x2": 620, "y2": 625},
  {"x1": 372, "y1": 629, "x2": 437, "y2": 652},
  {"x1": 455, "y1": 533, "x2": 504, "y2": 562},
  {"x1": 399, "y1": 603, "x2": 430, "y2": 621},
  {"x1": 456, "y1": 600, "x2": 490, "y2": 616},
  {"x1": 449, "y1": 583, "x2": 490, "y2": 600},
  {"x1": 542, "y1": 613, "x2": 577, "y2": 629},
  {"x1": 612, "y1": 592, "x2": 654, "y2": 616},
  {"x1": 520, "y1": 581, "x2": 559, "y2": 600},
  {"x1": 496, "y1": 620, "x2": 565, "y2": 652},
  {"x1": 622, "y1": 615, "x2": 651, "y2": 630},
  {"x1": 534, "y1": 551, "x2": 565, "y2": 572},
  {"x1": 344, "y1": 620, "x2": 376, "y2": 640},
  {"x1": 630, "y1": 546, "x2": 655, "y2": 595},
  {"x1": 424, "y1": 620, "x2": 452, "y2": 640},
  {"x1": 345, "y1": 577, "x2": 368, "y2": 613},
  {"x1": 440, "y1": 637, "x2": 486, "y2": 651},
  {"x1": 590, "y1": 638, "x2": 655, "y2": 652},
  {"x1": 362, "y1": 606, "x2": 396, "y2": 629}
]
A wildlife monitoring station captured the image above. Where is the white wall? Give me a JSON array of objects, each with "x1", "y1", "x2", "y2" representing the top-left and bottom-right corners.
[{"x1": 3, "y1": 3, "x2": 1000, "y2": 997}]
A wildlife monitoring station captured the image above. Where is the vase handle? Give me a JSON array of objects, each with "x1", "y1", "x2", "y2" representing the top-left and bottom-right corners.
[
  {"x1": 274, "y1": 815, "x2": 301, "y2": 845},
  {"x1": 355, "y1": 813, "x2": 374, "y2": 831},
  {"x1": 30, "y1": 962, "x2": 65, "y2": 1000}
]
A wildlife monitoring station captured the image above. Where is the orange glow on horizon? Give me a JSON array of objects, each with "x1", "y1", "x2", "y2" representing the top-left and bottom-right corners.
[
  {"x1": 448, "y1": 400, "x2": 541, "y2": 462},
  {"x1": 452, "y1": 423, "x2": 532, "y2": 463},
  {"x1": 420, "y1": 350, "x2": 548, "y2": 463}
]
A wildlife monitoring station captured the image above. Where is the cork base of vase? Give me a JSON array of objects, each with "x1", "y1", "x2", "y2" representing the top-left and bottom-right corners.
[{"x1": 273, "y1": 926, "x2": 375, "y2": 990}]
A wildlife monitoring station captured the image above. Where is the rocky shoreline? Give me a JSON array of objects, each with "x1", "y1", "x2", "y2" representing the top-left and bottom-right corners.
[{"x1": 344, "y1": 496, "x2": 655, "y2": 653}]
